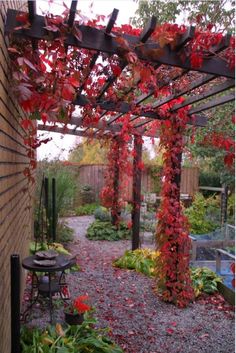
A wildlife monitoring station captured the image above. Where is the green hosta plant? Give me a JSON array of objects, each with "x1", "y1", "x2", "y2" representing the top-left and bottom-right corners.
[
  {"x1": 191, "y1": 267, "x2": 222, "y2": 297},
  {"x1": 114, "y1": 249, "x2": 160, "y2": 277},
  {"x1": 21, "y1": 313, "x2": 123, "y2": 353},
  {"x1": 86, "y1": 220, "x2": 130, "y2": 241}
]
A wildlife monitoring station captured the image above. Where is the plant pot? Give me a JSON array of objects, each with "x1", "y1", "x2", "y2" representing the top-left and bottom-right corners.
[{"x1": 64, "y1": 312, "x2": 84, "y2": 325}]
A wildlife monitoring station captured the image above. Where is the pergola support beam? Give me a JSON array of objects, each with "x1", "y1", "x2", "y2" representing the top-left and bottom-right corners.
[
  {"x1": 131, "y1": 136, "x2": 143, "y2": 250},
  {"x1": 111, "y1": 137, "x2": 120, "y2": 226}
]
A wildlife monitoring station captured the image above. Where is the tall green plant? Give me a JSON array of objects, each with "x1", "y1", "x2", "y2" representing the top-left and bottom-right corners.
[{"x1": 36, "y1": 159, "x2": 77, "y2": 240}]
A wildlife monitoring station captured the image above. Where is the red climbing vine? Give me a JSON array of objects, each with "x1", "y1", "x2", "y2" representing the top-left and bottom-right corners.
[{"x1": 155, "y1": 99, "x2": 195, "y2": 307}]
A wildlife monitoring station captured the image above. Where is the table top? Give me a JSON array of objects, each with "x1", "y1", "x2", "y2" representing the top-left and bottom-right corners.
[{"x1": 22, "y1": 254, "x2": 76, "y2": 272}]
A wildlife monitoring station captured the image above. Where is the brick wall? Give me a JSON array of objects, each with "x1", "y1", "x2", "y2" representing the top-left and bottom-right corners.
[{"x1": 0, "y1": 2, "x2": 35, "y2": 353}]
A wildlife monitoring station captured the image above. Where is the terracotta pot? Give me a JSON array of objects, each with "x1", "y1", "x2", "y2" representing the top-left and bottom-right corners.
[{"x1": 64, "y1": 312, "x2": 84, "y2": 325}]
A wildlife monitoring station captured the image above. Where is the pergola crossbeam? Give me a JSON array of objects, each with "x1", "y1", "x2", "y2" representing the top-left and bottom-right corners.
[{"x1": 5, "y1": 9, "x2": 234, "y2": 78}]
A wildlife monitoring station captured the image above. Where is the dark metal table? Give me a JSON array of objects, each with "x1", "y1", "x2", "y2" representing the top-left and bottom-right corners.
[{"x1": 22, "y1": 254, "x2": 76, "y2": 323}]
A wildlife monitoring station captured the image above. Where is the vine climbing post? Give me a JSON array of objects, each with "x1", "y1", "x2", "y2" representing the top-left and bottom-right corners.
[
  {"x1": 156, "y1": 111, "x2": 194, "y2": 307},
  {"x1": 132, "y1": 135, "x2": 143, "y2": 250},
  {"x1": 111, "y1": 137, "x2": 120, "y2": 226}
]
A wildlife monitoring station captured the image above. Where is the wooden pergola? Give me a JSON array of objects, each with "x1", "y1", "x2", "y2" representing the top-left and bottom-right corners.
[{"x1": 5, "y1": 0, "x2": 235, "y2": 250}]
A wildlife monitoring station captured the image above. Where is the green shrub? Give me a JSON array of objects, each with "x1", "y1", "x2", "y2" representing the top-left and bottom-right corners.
[
  {"x1": 86, "y1": 220, "x2": 130, "y2": 241},
  {"x1": 79, "y1": 184, "x2": 95, "y2": 205},
  {"x1": 57, "y1": 223, "x2": 74, "y2": 243},
  {"x1": 94, "y1": 207, "x2": 111, "y2": 222},
  {"x1": 114, "y1": 250, "x2": 222, "y2": 297},
  {"x1": 75, "y1": 203, "x2": 99, "y2": 216},
  {"x1": 20, "y1": 312, "x2": 123, "y2": 353},
  {"x1": 228, "y1": 194, "x2": 235, "y2": 225},
  {"x1": 184, "y1": 193, "x2": 220, "y2": 234}
]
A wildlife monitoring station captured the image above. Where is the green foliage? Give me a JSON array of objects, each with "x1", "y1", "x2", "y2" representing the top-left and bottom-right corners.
[
  {"x1": 114, "y1": 249, "x2": 159, "y2": 276},
  {"x1": 35, "y1": 160, "x2": 77, "y2": 242},
  {"x1": 149, "y1": 165, "x2": 162, "y2": 194},
  {"x1": 199, "y1": 171, "x2": 221, "y2": 187},
  {"x1": 75, "y1": 203, "x2": 99, "y2": 216},
  {"x1": 227, "y1": 194, "x2": 235, "y2": 225},
  {"x1": 20, "y1": 313, "x2": 123, "y2": 353},
  {"x1": 79, "y1": 184, "x2": 95, "y2": 205},
  {"x1": 191, "y1": 267, "x2": 222, "y2": 297},
  {"x1": 94, "y1": 207, "x2": 111, "y2": 222},
  {"x1": 131, "y1": 0, "x2": 235, "y2": 32},
  {"x1": 29, "y1": 242, "x2": 71, "y2": 256},
  {"x1": 184, "y1": 193, "x2": 220, "y2": 234},
  {"x1": 86, "y1": 220, "x2": 130, "y2": 241},
  {"x1": 57, "y1": 223, "x2": 74, "y2": 243},
  {"x1": 186, "y1": 102, "x2": 235, "y2": 189},
  {"x1": 114, "y1": 250, "x2": 222, "y2": 297},
  {"x1": 37, "y1": 160, "x2": 77, "y2": 216},
  {"x1": 68, "y1": 138, "x2": 109, "y2": 165}
]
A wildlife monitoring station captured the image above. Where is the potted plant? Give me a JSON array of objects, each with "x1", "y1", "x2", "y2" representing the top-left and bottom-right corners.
[{"x1": 64, "y1": 295, "x2": 91, "y2": 325}]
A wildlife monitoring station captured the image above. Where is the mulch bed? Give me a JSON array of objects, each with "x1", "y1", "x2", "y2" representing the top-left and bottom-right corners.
[{"x1": 23, "y1": 216, "x2": 235, "y2": 353}]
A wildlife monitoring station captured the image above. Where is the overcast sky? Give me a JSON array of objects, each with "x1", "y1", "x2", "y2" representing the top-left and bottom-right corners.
[{"x1": 37, "y1": 0, "x2": 139, "y2": 160}]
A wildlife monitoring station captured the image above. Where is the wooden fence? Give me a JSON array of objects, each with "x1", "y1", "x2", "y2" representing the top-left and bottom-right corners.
[{"x1": 76, "y1": 164, "x2": 199, "y2": 201}]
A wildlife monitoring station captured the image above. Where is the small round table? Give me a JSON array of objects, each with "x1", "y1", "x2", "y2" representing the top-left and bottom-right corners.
[{"x1": 22, "y1": 254, "x2": 76, "y2": 323}]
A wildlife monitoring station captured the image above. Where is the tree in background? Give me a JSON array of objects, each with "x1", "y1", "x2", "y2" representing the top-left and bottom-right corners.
[
  {"x1": 131, "y1": 0, "x2": 235, "y2": 32},
  {"x1": 68, "y1": 138, "x2": 110, "y2": 164},
  {"x1": 185, "y1": 102, "x2": 235, "y2": 189}
]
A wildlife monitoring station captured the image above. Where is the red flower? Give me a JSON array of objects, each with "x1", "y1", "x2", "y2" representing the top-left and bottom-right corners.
[{"x1": 65, "y1": 295, "x2": 91, "y2": 315}]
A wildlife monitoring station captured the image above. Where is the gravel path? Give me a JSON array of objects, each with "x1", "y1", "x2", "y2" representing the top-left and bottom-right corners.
[
  {"x1": 24, "y1": 216, "x2": 234, "y2": 352},
  {"x1": 63, "y1": 216, "x2": 235, "y2": 353}
]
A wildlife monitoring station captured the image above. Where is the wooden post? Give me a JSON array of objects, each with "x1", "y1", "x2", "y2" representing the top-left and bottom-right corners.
[
  {"x1": 132, "y1": 135, "x2": 143, "y2": 250},
  {"x1": 11, "y1": 254, "x2": 20, "y2": 353},
  {"x1": 111, "y1": 138, "x2": 120, "y2": 226},
  {"x1": 52, "y1": 178, "x2": 56, "y2": 242},
  {"x1": 221, "y1": 185, "x2": 228, "y2": 226},
  {"x1": 216, "y1": 250, "x2": 221, "y2": 274},
  {"x1": 44, "y1": 177, "x2": 49, "y2": 237}
]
